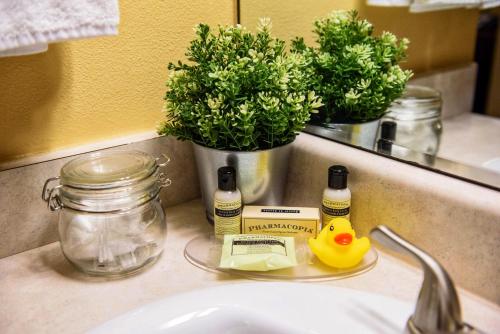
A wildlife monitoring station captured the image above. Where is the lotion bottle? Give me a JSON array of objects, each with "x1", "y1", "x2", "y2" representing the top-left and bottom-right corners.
[
  {"x1": 322, "y1": 165, "x2": 351, "y2": 227},
  {"x1": 214, "y1": 166, "x2": 242, "y2": 239}
]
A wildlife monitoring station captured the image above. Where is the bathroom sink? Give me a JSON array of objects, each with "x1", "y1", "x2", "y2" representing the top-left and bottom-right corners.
[{"x1": 89, "y1": 282, "x2": 413, "y2": 333}]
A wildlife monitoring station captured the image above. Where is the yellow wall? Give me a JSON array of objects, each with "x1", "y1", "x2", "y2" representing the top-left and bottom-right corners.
[
  {"x1": 240, "y1": 1, "x2": 479, "y2": 73},
  {"x1": 0, "y1": 0, "x2": 235, "y2": 163},
  {"x1": 0, "y1": 1, "x2": 480, "y2": 163},
  {"x1": 359, "y1": 6, "x2": 479, "y2": 73},
  {"x1": 240, "y1": 0, "x2": 353, "y2": 46}
]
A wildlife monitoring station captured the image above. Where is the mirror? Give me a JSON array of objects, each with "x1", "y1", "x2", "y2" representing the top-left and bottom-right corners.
[{"x1": 239, "y1": 1, "x2": 500, "y2": 190}]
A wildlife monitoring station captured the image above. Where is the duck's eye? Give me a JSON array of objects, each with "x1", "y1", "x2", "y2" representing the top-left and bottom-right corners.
[{"x1": 329, "y1": 225, "x2": 335, "y2": 231}]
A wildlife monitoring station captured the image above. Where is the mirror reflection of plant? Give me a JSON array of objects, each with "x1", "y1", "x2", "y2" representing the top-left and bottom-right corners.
[
  {"x1": 292, "y1": 10, "x2": 413, "y2": 123},
  {"x1": 159, "y1": 19, "x2": 323, "y2": 151}
]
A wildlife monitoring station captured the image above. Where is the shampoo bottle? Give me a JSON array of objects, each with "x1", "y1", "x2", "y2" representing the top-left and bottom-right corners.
[
  {"x1": 214, "y1": 166, "x2": 242, "y2": 239},
  {"x1": 322, "y1": 165, "x2": 351, "y2": 226}
]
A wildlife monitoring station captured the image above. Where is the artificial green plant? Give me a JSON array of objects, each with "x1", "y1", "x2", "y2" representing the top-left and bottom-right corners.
[
  {"x1": 292, "y1": 10, "x2": 413, "y2": 123},
  {"x1": 159, "y1": 19, "x2": 322, "y2": 151}
]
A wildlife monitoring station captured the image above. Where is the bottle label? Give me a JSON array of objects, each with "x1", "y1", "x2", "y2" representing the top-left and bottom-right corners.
[
  {"x1": 322, "y1": 198, "x2": 350, "y2": 224},
  {"x1": 215, "y1": 207, "x2": 241, "y2": 217},
  {"x1": 214, "y1": 198, "x2": 242, "y2": 236}
]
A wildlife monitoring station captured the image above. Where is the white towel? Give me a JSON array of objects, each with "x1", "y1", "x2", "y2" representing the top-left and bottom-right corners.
[
  {"x1": 480, "y1": 0, "x2": 500, "y2": 8},
  {"x1": 367, "y1": 0, "x2": 498, "y2": 10},
  {"x1": 367, "y1": 0, "x2": 411, "y2": 7},
  {"x1": 0, "y1": 0, "x2": 119, "y2": 57},
  {"x1": 409, "y1": 0, "x2": 480, "y2": 12}
]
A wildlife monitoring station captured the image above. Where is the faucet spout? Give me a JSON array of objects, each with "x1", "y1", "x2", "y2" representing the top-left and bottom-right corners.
[{"x1": 370, "y1": 225, "x2": 480, "y2": 334}]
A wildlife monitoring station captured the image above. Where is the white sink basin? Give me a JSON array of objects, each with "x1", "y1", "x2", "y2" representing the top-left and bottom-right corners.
[{"x1": 89, "y1": 283, "x2": 414, "y2": 334}]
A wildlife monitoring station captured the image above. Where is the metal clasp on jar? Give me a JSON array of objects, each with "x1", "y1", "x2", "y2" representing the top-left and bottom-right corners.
[
  {"x1": 41, "y1": 177, "x2": 63, "y2": 211},
  {"x1": 156, "y1": 153, "x2": 171, "y2": 167},
  {"x1": 156, "y1": 153, "x2": 172, "y2": 188}
]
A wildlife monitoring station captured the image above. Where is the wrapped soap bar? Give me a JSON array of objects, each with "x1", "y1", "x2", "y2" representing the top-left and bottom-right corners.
[
  {"x1": 242, "y1": 206, "x2": 320, "y2": 238},
  {"x1": 219, "y1": 234, "x2": 297, "y2": 271}
]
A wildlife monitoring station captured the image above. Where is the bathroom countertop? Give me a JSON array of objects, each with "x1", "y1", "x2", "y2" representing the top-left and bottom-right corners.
[
  {"x1": 440, "y1": 113, "x2": 500, "y2": 169},
  {"x1": 1, "y1": 199, "x2": 499, "y2": 334}
]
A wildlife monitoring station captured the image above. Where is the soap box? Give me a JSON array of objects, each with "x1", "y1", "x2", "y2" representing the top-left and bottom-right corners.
[{"x1": 242, "y1": 206, "x2": 320, "y2": 238}]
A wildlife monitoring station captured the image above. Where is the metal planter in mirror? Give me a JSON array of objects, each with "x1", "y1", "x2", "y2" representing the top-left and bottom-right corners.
[
  {"x1": 192, "y1": 142, "x2": 292, "y2": 222},
  {"x1": 305, "y1": 119, "x2": 381, "y2": 150}
]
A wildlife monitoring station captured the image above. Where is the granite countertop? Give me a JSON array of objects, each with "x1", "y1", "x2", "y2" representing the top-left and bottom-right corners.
[{"x1": 1, "y1": 199, "x2": 499, "y2": 333}]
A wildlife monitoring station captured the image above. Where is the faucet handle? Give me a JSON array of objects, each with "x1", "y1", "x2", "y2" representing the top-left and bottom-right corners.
[{"x1": 370, "y1": 225, "x2": 480, "y2": 334}]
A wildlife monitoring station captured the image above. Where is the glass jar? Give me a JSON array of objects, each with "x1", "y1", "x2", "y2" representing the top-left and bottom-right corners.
[
  {"x1": 382, "y1": 85, "x2": 443, "y2": 156},
  {"x1": 42, "y1": 150, "x2": 171, "y2": 277}
]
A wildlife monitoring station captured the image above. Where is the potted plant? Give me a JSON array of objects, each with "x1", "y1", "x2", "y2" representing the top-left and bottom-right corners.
[
  {"x1": 291, "y1": 10, "x2": 413, "y2": 148},
  {"x1": 158, "y1": 19, "x2": 322, "y2": 221}
]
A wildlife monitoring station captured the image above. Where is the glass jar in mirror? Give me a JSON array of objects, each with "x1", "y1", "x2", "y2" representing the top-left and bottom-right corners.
[
  {"x1": 42, "y1": 150, "x2": 171, "y2": 277},
  {"x1": 382, "y1": 85, "x2": 442, "y2": 156}
]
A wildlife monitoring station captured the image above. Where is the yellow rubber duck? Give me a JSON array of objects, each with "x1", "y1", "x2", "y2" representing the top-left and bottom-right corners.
[{"x1": 308, "y1": 218, "x2": 370, "y2": 269}]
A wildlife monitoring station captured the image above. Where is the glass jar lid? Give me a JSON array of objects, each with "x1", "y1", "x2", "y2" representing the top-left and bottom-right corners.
[
  {"x1": 60, "y1": 150, "x2": 158, "y2": 189},
  {"x1": 396, "y1": 85, "x2": 441, "y2": 108},
  {"x1": 388, "y1": 85, "x2": 442, "y2": 121}
]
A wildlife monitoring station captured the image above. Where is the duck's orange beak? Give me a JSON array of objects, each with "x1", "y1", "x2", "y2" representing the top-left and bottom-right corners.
[{"x1": 334, "y1": 233, "x2": 352, "y2": 245}]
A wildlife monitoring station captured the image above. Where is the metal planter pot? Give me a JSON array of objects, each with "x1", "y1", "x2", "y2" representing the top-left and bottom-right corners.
[
  {"x1": 192, "y1": 142, "x2": 293, "y2": 222},
  {"x1": 305, "y1": 118, "x2": 381, "y2": 150}
]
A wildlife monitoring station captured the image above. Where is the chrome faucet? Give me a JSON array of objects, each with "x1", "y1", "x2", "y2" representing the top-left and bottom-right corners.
[{"x1": 370, "y1": 225, "x2": 481, "y2": 334}]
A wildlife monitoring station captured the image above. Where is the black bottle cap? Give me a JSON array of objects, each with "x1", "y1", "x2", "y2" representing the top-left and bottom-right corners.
[
  {"x1": 218, "y1": 166, "x2": 237, "y2": 191},
  {"x1": 377, "y1": 139, "x2": 393, "y2": 155},
  {"x1": 328, "y1": 165, "x2": 349, "y2": 189},
  {"x1": 380, "y1": 121, "x2": 397, "y2": 141}
]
